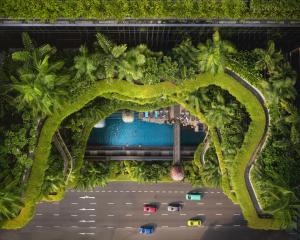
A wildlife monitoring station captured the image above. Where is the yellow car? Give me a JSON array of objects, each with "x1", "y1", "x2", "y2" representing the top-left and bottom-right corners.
[{"x1": 187, "y1": 219, "x2": 202, "y2": 227}]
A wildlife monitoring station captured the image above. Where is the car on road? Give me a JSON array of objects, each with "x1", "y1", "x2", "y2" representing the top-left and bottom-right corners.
[
  {"x1": 143, "y1": 204, "x2": 157, "y2": 213},
  {"x1": 167, "y1": 204, "x2": 182, "y2": 212},
  {"x1": 187, "y1": 219, "x2": 202, "y2": 227},
  {"x1": 186, "y1": 192, "x2": 202, "y2": 201},
  {"x1": 139, "y1": 226, "x2": 155, "y2": 235}
]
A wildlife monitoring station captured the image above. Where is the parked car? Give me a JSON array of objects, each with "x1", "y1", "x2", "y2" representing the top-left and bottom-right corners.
[
  {"x1": 167, "y1": 204, "x2": 182, "y2": 212},
  {"x1": 186, "y1": 192, "x2": 202, "y2": 201},
  {"x1": 138, "y1": 226, "x2": 155, "y2": 235},
  {"x1": 143, "y1": 204, "x2": 157, "y2": 213},
  {"x1": 187, "y1": 219, "x2": 202, "y2": 227}
]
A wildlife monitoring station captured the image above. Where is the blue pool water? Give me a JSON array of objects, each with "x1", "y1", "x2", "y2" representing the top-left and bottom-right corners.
[{"x1": 88, "y1": 112, "x2": 204, "y2": 146}]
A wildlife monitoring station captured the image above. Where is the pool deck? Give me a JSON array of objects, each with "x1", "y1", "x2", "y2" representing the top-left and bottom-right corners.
[{"x1": 173, "y1": 105, "x2": 181, "y2": 165}]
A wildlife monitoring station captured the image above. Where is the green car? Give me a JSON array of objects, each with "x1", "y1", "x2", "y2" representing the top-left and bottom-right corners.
[{"x1": 186, "y1": 192, "x2": 202, "y2": 200}]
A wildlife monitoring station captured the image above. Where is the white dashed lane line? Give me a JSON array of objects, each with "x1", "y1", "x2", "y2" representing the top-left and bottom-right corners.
[
  {"x1": 71, "y1": 203, "x2": 78, "y2": 205},
  {"x1": 216, "y1": 213, "x2": 223, "y2": 216},
  {"x1": 180, "y1": 213, "x2": 186, "y2": 216},
  {"x1": 89, "y1": 214, "x2": 96, "y2": 217},
  {"x1": 53, "y1": 213, "x2": 60, "y2": 216},
  {"x1": 161, "y1": 213, "x2": 168, "y2": 216},
  {"x1": 36, "y1": 213, "x2": 43, "y2": 216},
  {"x1": 234, "y1": 213, "x2": 241, "y2": 216},
  {"x1": 107, "y1": 203, "x2": 115, "y2": 205},
  {"x1": 125, "y1": 202, "x2": 133, "y2": 205},
  {"x1": 35, "y1": 226, "x2": 43, "y2": 228},
  {"x1": 107, "y1": 215, "x2": 114, "y2": 217},
  {"x1": 125, "y1": 214, "x2": 133, "y2": 217},
  {"x1": 71, "y1": 214, "x2": 78, "y2": 217},
  {"x1": 216, "y1": 203, "x2": 223, "y2": 205}
]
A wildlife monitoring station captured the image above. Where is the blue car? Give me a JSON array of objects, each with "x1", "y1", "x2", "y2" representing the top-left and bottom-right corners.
[{"x1": 138, "y1": 226, "x2": 155, "y2": 235}]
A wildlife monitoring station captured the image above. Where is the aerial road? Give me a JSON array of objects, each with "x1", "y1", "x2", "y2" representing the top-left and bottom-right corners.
[{"x1": 0, "y1": 182, "x2": 292, "y2": 240}]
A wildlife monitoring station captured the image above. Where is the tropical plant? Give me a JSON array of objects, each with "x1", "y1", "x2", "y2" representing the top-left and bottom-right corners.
[
  {"x1": 0, "y1": 191, "x2": 24, "y2": 222},
  {"x1": 253, "y1": 40, "x2": 283, "y2": 77},
  {"x1": 76, "y1": 162, "x2": 110, "y2": 190},
  {"x1": 269, "y1": 63, "x2": 297, "y2": 101},
  {"x1": 41, "y1": 174, "x2": 65, "y2": 196},
  {"x1": 9, "y1": 33, "x2": 69, "y2": 117},
  {"x1": 197, "y1": 31, "x2": 236, "y2": 74}
]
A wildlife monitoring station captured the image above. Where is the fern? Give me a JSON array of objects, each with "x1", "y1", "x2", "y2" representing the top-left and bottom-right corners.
[{"x1": 96, "y1": 33, "x2": 113, "y2": 54}]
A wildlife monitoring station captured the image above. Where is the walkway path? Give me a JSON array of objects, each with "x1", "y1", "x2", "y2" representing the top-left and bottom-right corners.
[{"x1": 225, "y1": 69, "x2": 270, "y2": 215}]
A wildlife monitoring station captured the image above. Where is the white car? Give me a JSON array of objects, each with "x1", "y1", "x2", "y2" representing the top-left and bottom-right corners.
[{"x1": 167, "y1": 204, "x2": 182, "y2": 212}]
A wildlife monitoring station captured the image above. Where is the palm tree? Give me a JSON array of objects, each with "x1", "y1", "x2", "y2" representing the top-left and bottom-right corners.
[
  {"x1": 95, "y1": 33, "x2": 146, "y2": 83},
  {"x1": 253, "y1": 40, "x2": 283, "y2": 77},
  {"x1": 269, "y1": 63, "x2": 297, "y2": 101},
  {"x1": 9, "y1": 33, "x2": 69, "y2": 117},
  {"x1": 197, "y1": 31, "x2": 237, "y2": 75},
  {"x1": 0, "y1": 191, "x2": 24, "y2": 222}
]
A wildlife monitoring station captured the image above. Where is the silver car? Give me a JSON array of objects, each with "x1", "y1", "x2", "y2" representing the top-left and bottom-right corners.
[{"x1": 167, "y1": 204, "x2": 182, "y2": 212}]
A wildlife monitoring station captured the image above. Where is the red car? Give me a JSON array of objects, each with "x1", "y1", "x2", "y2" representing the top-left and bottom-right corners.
[{"x1": 143, "y1": 204, "x2": 157, "y2": 213}]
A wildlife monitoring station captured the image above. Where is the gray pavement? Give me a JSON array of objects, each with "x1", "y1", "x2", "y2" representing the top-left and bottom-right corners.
[{"x1": 0, "y1": 182, "x2": 292, "y2": 240}]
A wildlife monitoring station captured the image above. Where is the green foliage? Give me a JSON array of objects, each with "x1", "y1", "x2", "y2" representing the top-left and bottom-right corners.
[
  {"x1": 0, "y1": 191, "x2": 24, "y2": 223},
  {"x1": 9, "y1": 33, "x2": 69, "y2": 117},
  {"x1": 197, "y1": 31, "x2": 236, "y2": 75},
  {"x1": 1, "y1": 0, "x2": 298, "y2": 20},
  {"x1": 76, "y1": 162, "x2": 111, "y2": 190}
]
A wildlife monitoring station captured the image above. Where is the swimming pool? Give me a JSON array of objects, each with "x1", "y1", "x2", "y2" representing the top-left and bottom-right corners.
[{"x1": 88, "y1": 112, "x2": 205, "y2": 146}]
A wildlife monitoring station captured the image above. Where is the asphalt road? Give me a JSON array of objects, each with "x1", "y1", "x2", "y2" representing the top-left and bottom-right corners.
[{"x1": 0, "y1": 182, "x2": 293, "y2": 240}]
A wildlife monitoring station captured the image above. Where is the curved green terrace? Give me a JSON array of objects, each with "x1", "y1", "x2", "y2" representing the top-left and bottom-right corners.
[{"x1": 2, "y1": 72, "x2": 280, "y2": 229}]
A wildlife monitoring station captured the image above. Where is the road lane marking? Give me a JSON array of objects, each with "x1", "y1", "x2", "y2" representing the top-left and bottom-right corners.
[
  {"x1": 197, "y1": 213, "x2": 205, "y2": 216},
  {"x1": 161, "y1": 213, "x2": 168, "y2": 216},
  {"x1": 131, "y1": 190, "x2": 136, "y2": 192},
  {"x1": 71, "y1": 202, "x2": 78, "y2": 205},
  {"x1": 89, "y1": 202, "x2": 96, "y2": 205},
  {"x1": 156, "y1": 190, "x2": 160, "y2": 193},
  {"x1": 89, "y1": 214, "x2": 96, "y2": 217},
  {"x1": 150, "y1": 190, "x2": 154, "y2": 192},
  {"x1": 125, "y1": 227, "x2": 133, "y2": 229},
  {"x1": 101, "y1": 190, "x2": 106, "y2": 192},
  {"x1": 125, "y1": 202, "x2": 133, "y2": 205},
  {"x1": 180, "y1": 226, "x2": 186, "y2": 228},
  {"x1": 144, "y1": 190, "x2": 148, "y2": 192},
  {"x1": 80, "y1": 196, "x2": 95, "y2": 199},
  {"x1": 107, "y1": 203, "x2": 115, "y2": 205},
  {"x1": 89, "y1": 226, "x2": 97, "y2": 229},
  {"x1": 96, "y1": 190, "x2": 99, "y2": 192},
  {"x1": 162, "y1": 190, "x2": 166, "y2": 193},
  {"x1": 53, "y1": 226, "x2": 60, "y2": 228},
  {"x1": 71, "y1": 226, "x2": 78, "y2": 228},
  {"x1": 210, "y1": 192, "x2": 215, "y2": 194},
  {"x1": 125, "y1": 214, "x2": 132, "y2": 217},
  {"x1": 53, "y1": 213, "x2": 60, "y2": 216},
  {"x1": 108, "y1": 190, "x2": 112, "y2": 192},
  {"x1": 79, "y1": 208, "x2": 95, "y2": 211},
  {"x1": 162, "y1": 226, "x2": 168, "y2": 228},
  {"x1": 126, "y1": 190, "x2": 130, "y2": 192},
  {"x1": 144, "y1": 214, "x2": 150, "y2": 216},
  {"x1": 162, "y1": 203, "x2": 168, "y2": 205},
  {"x1": 233, "y1": 203, "x2": 239, "y2": 205},
  {"x1": 79, "y1": 233, "x2": 95, "y2": 235},
  {"x1": 114, "y1": 190, "x2": 118, "y2": 192},
  {"x1": 217, "y1": 192, "x2": 221, "y2": 193},
  {"x1": 52, "y1": 202, "x2": 59, "y2": 205},
  {"x1": 234, "y1": 213, "x2": 241, "y2": 216},
  {"x1": 174, "y1": 191, "x2": 178, "y2": 193},
  {"x1": 36, "y1": 213, "x2": 43, "y2": 216},
  {"x1": 216, "y1": 203, "x2": 223, "y2": 205},
  {"x1": 216, "y1": 213, "x2": 223, "y2": 216},
  {"x1": 180, "y1": 213, "x2": 186, "y2": 216},
  {"x1": 35, "y1": 226, "x2": 43, "y2": 228},
  {"x1": 138, "y1": 190, "x2": 142, "y2": 192},
  {"x1": 197, "y1": 202, "x2": 205, "y2": 205},
  {"x1": 216, "y1": 225, "x2": 223, "y2": 227},
  {"x1": 120, "y1": 190, "x2": 124, "y2": 192},
  {"x1": 79, "y1": 220, "x2": 95, "y2": 223},
  {"x1": 108, "y1": 215, "x2": 114, "y2": 217},
  {"x1": 204, "y1": 192, "x2": 209, "y2": 193},
  {"x1": 71, "y1": 214, "x2": 78, "y2": 217},
  {"x1": 107, "y1": 227, "x2": 114, "y2": 229},
  {"x1": 234, "y1": 225, "x2": 241, "y2": 227}
]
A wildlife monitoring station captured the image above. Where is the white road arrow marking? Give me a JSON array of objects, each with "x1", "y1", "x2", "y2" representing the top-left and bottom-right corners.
[
  {"x1": 79, "y1": 195, "x2": 95, "y2": 199},
  {"x1": 79, "y1": 220, "x2": 95, "y2": 223}
]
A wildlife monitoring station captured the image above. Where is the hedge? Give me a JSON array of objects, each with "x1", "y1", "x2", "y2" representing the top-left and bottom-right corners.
[
  {"x1": 0, "y1": 0, "x2": 299, "y2": 20},
  {"x1": 3, "y1": 72, "x2": 282, "y2": 230}
]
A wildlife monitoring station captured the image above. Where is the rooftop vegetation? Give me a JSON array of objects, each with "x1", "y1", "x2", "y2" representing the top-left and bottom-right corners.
[
  {"x1": 0, "y1": 30, "x2": 299, "y2": 231},
  {"x1": 0, "y1": 0, "x2": 299, "y2": 20}
]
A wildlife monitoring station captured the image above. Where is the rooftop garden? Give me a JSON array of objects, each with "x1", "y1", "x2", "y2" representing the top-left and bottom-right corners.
[
  {"x1": 0, "y1": 30, "x2": 299, "y2": 232},
  {"x1": 0, "y1": 0, "x2": 299, "y2": 20}
]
